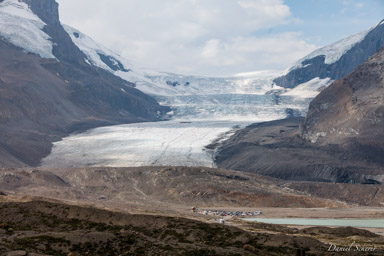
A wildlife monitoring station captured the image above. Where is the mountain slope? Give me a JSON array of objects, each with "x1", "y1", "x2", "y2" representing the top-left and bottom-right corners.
[
  {"x1": 274, "y1": 20, "x2": 384, "y2": 88},
  {"x1": 0, "y1": 0, "x2": 169, "y2": 167},
  {"x1": 0, "y1": 199, "x2": 333, "y2": 256},
  {"x1": 214, "y1": 49, "x2": 384, "y2": 184},
  {"x1": 0, "y1": 167, "x2": 349, "y2": 208},
  {"x1": 302, "y1": 48, "x2": 384, "y2": 173}
]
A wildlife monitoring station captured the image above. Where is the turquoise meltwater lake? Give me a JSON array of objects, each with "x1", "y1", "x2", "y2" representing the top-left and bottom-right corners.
[{"x1": 245, "y1": 218, "x2": 384, "y2": 228}]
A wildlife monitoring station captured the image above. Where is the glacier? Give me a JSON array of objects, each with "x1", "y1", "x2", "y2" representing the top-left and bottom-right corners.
[
  {"x1": 41, "y1": 121, "x2": 245, "y2": 168},
  {"x1": 41, "y1": 90, "x2": 315, "y2": 168},
  {"x1": 40, "y1": 25, "x2": 337, "y2": 168}
]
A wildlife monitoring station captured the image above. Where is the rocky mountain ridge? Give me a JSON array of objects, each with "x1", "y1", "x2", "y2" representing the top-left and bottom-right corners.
[{"x1": 274, "y1": 20, "x2": 384, "y2": 88}]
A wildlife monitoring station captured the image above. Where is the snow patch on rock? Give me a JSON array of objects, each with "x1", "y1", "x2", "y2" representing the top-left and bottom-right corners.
[
  {"x1": 282, "y1": 77, "x2": 332, "y2": 98},
  {"x1": 63, "y1": 25, "x2": 131, "y2": 72}
]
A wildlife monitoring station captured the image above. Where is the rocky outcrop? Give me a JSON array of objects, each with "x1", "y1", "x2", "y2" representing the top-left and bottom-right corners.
[
  {"x1": 21, "y1": 0, "x2": 86, "y2": 64},
  {"x1": 0, "y1": 0, "x2": 169, "y2": 166},
  {"x1": 215, "y1": 49, "x2": 384, "y2": 184},
  {"x1": 302, "y1": 48, "x2": 384, "y2": 166},
  {"x1": 274, "y1": 20, "x2": 384, "y2": 88}
]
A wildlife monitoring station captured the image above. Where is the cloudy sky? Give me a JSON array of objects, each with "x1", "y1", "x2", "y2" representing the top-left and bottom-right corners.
[{"x1": 56, "y1": 0, "x2": 384, "y2": 77}]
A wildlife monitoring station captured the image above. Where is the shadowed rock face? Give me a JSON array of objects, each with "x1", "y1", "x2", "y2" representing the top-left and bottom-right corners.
[
  {"x1": 0, "y1": 0, "x2": 170, "y2": 167},
  {"x1": 22, "y1": 0, "x2": 86, "y2": 64},
  {"x1": 215, "y1": 50, "x2": 384, "y2": 184},
  {"x1": 22, "y1": 0, "x2": 59, "y2": 25},
  {"x1": 21, "y1": 0, "x2": 89, "y2": 65},
  {"x1": 274, "y1": 21, "x2": 384, "y2": 88}
]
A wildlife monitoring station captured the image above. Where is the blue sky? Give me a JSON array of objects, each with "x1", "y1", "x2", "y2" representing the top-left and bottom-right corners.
[
  {"x1": 282, "y1": 0, "x2": 384, "y2": 45},
  {"x1": 57, "y1": 0, "x2": 384, "y2": 76}
]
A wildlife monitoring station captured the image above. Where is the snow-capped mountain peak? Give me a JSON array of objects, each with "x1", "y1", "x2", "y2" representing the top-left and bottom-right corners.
[
  {"x1": 291, "y1": 28, "x2": 372, "y2": 71},
  {"x1": 274, "y1": 20, "x2": 384, "y2": 88},
  {"x1": 63, "y1": 25, "x2": 131, "y2": 73}
]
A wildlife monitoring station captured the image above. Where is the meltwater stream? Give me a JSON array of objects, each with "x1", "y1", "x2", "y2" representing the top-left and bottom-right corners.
[{"x1": 41, "y1": 93, "x2": 312, "y2": 168}]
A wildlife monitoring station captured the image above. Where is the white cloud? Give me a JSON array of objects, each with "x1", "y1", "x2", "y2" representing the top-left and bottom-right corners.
[{"x1": 57, "y1": 0, "x2": 317, "y2": 76}]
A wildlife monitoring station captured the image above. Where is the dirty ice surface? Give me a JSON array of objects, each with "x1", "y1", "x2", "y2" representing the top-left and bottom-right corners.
[{"x1": 41, "y1": 92, "x2": 312, "y2": 168}]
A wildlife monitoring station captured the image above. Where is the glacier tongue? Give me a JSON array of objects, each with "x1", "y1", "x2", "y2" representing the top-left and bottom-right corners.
[
  {"x1": 41, "y1": 121, "x2": 244, "y2": 168},
  {"x1": 41, "y1": 92, "x2": 313, "y2": 168},
  {"x1": 0, "y1": 0, "x2": 55, "y2": 59},
  {"x1": 40, "y1": 23, "x2": 328, "y2": 168}
]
